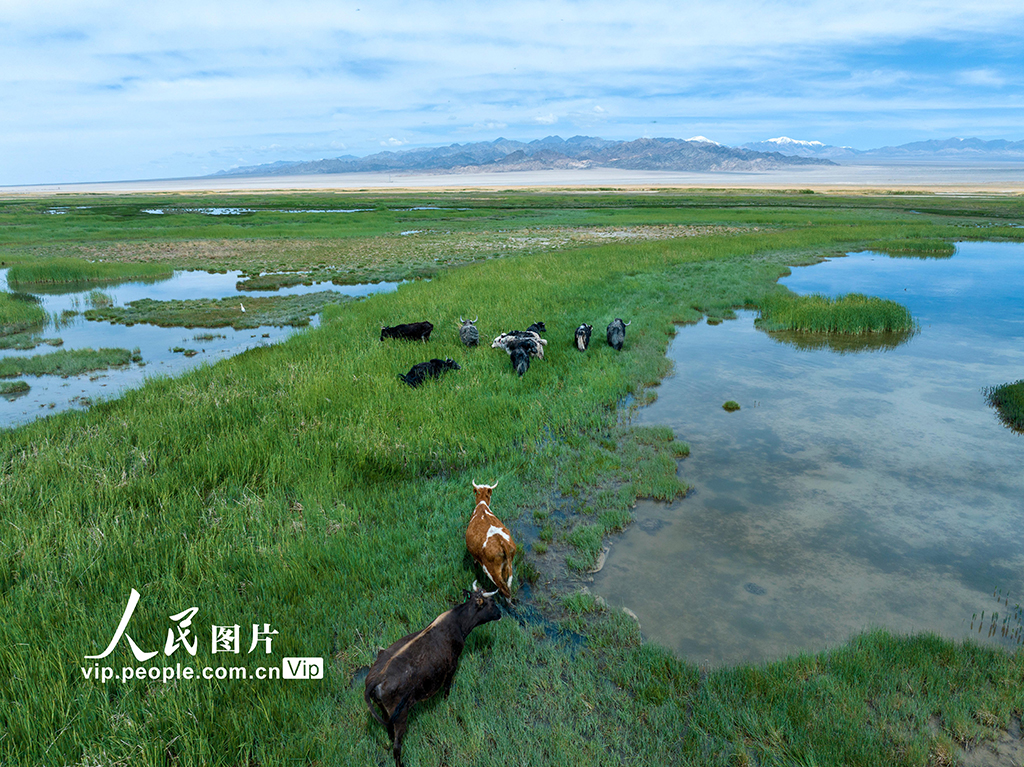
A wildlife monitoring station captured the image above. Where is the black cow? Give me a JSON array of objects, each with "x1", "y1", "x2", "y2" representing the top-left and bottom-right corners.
[
  {"x1": 606, "y1": 318, "x2": 631, "y2": 351},
  {"x1": 525, "y1": 321, "x2": 546, "y2": 335},
  {"x1": 398, "y1": 358, "x2": 460, "y2": 388},
  {"x1": 365, "y1": 585, "x2": 502, "y2": 767},
  {"x1": 381, "y1": 321, "x2": 433, "y2": 342},
  {"x1": 457, "y1": 317, "x2": 479, "y2": 347},
  {"x1": 510, "y1": 346, "x2": 530, "y2": 376},
  {"x1": 574, "y1": 323, "x2": 593, "y2": 351}
]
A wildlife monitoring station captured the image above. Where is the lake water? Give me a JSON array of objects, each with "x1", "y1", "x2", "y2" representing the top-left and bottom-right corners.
[
  {"x1": 594, "y1": 241, "x2": 1024, "y2": 666},
  {"x1": 0, "y1": 270, "x2": 399, "y2": 429}
]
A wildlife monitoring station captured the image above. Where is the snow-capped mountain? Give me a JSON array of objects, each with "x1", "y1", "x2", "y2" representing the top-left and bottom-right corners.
[{"x1": 742, "y1": 136, "x2": 1024, "y2": 163}]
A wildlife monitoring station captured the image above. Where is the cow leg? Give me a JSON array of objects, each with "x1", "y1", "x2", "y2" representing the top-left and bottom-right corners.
[
  {"x1": 391, "y1": 712, "x2": 409, "y2": 767},
  {"x1": 442, "y1": 665, "x2": 458, "y2": 698}
]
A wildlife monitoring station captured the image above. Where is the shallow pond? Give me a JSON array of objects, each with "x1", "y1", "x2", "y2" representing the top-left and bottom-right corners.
[
  {"x1": 0, "y1": 270, "x2": 399, "y2": 429},
  {"x1": 594, "y1": 241, "x2": 1024, "y2": 666}
]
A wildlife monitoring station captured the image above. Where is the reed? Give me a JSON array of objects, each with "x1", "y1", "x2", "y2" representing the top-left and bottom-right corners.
[{"x1": 756, "y1": 290, "x2": 916, "y2": 334}]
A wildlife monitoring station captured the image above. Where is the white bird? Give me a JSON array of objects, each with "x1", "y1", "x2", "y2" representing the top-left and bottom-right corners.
[{"x1": 240, "y1": 303, "x2": 246, "y2": 313}]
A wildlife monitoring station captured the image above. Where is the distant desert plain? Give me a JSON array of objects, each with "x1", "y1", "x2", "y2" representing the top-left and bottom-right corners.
[{"x1": 6, "y1": 163, "x2": 1024, "y2": 196}]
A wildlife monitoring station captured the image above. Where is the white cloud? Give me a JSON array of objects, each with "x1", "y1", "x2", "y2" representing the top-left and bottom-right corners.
[
  {"x1": 533, "y1": 114, "x2": 558, "y2": 125},
  {"x1": 955, "y1": 69, "x2": 1006, "y2": 87}
]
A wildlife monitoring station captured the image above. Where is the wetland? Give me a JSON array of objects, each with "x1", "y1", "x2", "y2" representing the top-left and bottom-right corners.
[
  {"x1": 2, "y1": 189, "x2": 1023, "y2": 767},
  {"x1": 0, "y1": 267, "x2": 400, "y2": 427}
]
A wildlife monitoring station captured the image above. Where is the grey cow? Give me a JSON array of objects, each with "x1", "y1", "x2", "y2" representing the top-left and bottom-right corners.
[
  {"x1": 606, "y1": 318, "x2": 631, "y2": 351},
  {"x1": 457, "y1": 317, "x2": 479, "y2": 347}
]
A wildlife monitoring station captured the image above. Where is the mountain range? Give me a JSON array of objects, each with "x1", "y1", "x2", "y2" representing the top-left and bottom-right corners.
[
  {"x1": 214, "y1": 136, "x2": 833, "y2": 177},
  {"x1": 741, "y1": 136, "x2": 1024, "y2": 163},
  {"x1": 214, "y1": 135, "x2": 1024, "y2": 178}
]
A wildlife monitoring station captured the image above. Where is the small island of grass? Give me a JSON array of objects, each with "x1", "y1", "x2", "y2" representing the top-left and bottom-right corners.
[
  {"x1": 869, "y1": 239, "x2": 956, "y2": 258},
  {"x1": 984, "y1": 379, "x2": 1024, "y2": 433},
  {"x1": 6, "y1": 257, "x2": 172, "y2": 287},
  {"x1": 0, "y1": 347, "x2": 138, "y2": 378},
  {"x1": 0, "y1": 380, "x2": 30, "y2": 396},
  {"x1": 723, "y1": 400, "x2": 741, "y2": 412},
  {"x1": 84, "y1": 291, "x2": 350, "y2": 329},
  {"x1": 0, "y1": 291, "x2": 47, "y2": 336},
  {"x1": 756, "y1": 291, "x2": 915, "y2": 334}
]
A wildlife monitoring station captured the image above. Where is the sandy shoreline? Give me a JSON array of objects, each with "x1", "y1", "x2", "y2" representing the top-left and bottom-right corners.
[{"x1": 4, "y1": 163, "x2": 1024, "y2": 196}]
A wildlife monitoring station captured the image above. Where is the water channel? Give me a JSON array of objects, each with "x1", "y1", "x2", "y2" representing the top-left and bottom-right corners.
[
  {"x1": 0, "y1": 270, "x2": 399, "y2": 429},
  {"x1": 594, "y1": 241, "x2": 1024, "y2": 666}
]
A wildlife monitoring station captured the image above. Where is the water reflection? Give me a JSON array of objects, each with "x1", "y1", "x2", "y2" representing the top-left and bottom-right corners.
[
  {"x1": 0, "y1": 269, "x2": 400, "y2": 429},
  {"x1": 594, "y1": 242, "x2": 1024, "y2": 666},
  {"x1": 762, "y1": 327, "x2": 918, "y2": 354}
]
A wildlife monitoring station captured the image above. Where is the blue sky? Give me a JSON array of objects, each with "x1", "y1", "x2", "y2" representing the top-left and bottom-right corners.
[{"x1": 2, "y1": 0, "x2": 1023, "y2": 185}]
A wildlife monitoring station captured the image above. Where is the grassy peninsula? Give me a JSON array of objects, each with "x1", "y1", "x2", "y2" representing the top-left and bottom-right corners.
[{"x1": 1, "y1": 189, "x2": 1023, "y2": 767}]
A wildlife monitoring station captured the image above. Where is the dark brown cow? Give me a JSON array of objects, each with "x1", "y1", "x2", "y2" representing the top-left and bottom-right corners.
[
  {"x1": 465, "y1": 481, "x2": 517, "y2": 598},
  {"x1": 365, "y1": 585, "x2": 501, "y2": 767},
  {"x1": 381, "y1": 321, "x2": 433, "y2": 342}
]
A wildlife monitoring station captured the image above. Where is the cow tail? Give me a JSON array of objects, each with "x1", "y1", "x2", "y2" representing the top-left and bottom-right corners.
[
  {"x1": 364, "y1": 683, "x2": 390, "y2": 727},
  {"x1": 502, "y1": 548, "x2": 515, "y2": 593},
  {"x1": 389, "y1": 690, "x2": 415, "y2": 724}
]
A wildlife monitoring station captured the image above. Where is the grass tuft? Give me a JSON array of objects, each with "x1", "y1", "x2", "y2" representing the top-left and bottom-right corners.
[
  {"x1": 0, "y1": 292, "x2": 47, "y2": 335},
  {"x1": 0, "y1": 379, "x2": 30, "y2": 395},
  {"x1": 984, "y1": 380, "x2": 1024, "y2": 433}
]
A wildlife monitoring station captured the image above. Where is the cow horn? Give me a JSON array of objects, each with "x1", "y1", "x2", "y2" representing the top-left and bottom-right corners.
[
  {"x1": 460, "y1": 316, "x2": 465, "y2": 323},
  {"x1": 625, "y1": 320, "x2": 632, "y2": 326},
  {"x1": 473, "y1": 316, "x2": 478, "y2": 323},
  {"x1": 482, "y1": 588, "x2": 499, "y2": 598},
  {"x1": 472, "y1": 580, "x2": 479, "y2": 592}
]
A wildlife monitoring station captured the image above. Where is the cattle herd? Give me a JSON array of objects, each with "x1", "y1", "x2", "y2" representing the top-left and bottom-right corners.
[
  {"x1": 380, "y1": 316, "x2": 631, "y2": 384},
  {"x1": 368, "y1": 314, "x2": 631, "y2": 765}
]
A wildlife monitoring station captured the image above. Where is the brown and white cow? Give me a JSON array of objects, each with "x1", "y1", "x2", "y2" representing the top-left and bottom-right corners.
[{"x1": 465, "y1": 480, "x2": 517, "y2": 598}]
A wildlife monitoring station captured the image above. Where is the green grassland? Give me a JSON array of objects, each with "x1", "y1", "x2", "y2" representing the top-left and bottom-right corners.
[{"x1": 1, "y1": 189, "x2": 1023, "y2": 766}]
